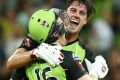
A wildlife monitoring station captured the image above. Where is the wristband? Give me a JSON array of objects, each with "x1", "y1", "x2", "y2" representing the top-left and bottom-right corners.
[{"x1": 30, "y1": 49, "x2": 37, "y2": 59}]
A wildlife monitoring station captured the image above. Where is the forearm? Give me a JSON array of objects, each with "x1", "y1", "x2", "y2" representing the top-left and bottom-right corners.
[
  {"x1": 7, "y1": 49, "x2": 34, "y2": 70},
  {"x1": 77, "y1": 74, "x2": 98, "y2": 80},
  {"x1": 89, "y1": 74, "x2": 98, "y2": 80}
]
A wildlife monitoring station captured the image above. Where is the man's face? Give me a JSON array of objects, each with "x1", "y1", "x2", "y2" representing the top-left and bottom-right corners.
[{"x1": 67, "y1": 1, "x2": 87, "y2": 33}]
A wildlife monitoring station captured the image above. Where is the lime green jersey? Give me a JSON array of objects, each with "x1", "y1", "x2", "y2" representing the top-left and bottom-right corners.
[
  {"x1": 12, "y1": 35, "x2": 95, "y2": 80},
  {"x1": 26, "y1": 61, "x2": 66, "y2": 80},
  {"x1": 26, "y1": 50, "x2": 87, "y2": 80},
  {"x1": 63, "y1": 40, "x2": 85, "y2": 62}
]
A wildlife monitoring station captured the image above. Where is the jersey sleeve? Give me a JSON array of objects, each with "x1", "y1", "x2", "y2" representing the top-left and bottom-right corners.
[
  {"x1": 79, "y1": 39, "x2": 96, "y2": 63},
  {"x1": 60, "y1": 50, "x2": 87, "y2": 80},
  {"x1": 79, "y1": 39, "x2": 97, "y2": 72},
  {"x1": 18, "y1": 34, "x2": 39, "y2": 50}
]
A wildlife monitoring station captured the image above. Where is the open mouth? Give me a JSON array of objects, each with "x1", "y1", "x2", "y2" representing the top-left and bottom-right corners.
[{"x1": 70, "y1": 20, "x2": 79, "y2": 27}]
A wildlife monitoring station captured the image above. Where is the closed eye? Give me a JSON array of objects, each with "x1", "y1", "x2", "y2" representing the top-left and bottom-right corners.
[{"x1": 69, "y1": 8, "x2": 76, "y2": 13}]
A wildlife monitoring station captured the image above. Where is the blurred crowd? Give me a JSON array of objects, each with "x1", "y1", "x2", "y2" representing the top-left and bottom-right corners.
[{"x1": 0, "y1": 0, "x2": 120, "y2": 80}]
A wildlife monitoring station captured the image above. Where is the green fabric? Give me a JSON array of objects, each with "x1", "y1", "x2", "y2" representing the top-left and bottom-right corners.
[
  {"x1": 63, "y1": 41, "x2": 85, "y2": 62},
  {"x1": 26, "y1": 61, "x2": 66, "y2": 80},
  {"x1": 26, "y1": 41, "x2": 86, "y2": 80}
]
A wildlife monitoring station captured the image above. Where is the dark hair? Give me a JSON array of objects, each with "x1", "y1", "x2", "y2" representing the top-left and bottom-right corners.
[{"x1": 67, "y1": 0, "x2": 95, "y2": 17}]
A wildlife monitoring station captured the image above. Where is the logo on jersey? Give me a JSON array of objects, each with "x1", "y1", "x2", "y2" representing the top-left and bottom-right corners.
[
  {"x1": 72, "y1": 53, "x2": 80, "y2": 61},
  {"x1": 72, "y1": 53, "x2": 84, "y2": 69},
  {"x1": 72, "y1": 53, "x2": 83, "y2": 67},
  {"x1": 23, "y1": 38, "x2": 32, "y2": 47}
]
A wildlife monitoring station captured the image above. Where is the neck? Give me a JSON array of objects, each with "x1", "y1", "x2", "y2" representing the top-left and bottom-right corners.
[
  {"x1": 54, "y1": 41, "x2": 61, "y2": 45},
  {"x1": 53, "y1": 35, "x2": 66, "y2": 46},
  {"x1": 65, "y1": 32, "x2": 79, "y2": 43}
]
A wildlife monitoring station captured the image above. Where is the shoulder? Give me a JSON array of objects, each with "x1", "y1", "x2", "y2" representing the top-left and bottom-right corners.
[
  {"x1": 18, "y1": 34, "x2": 39, "y2": 51},
  {"x1": 78, "y1": 39, "x2": 96, "y2": 62}
]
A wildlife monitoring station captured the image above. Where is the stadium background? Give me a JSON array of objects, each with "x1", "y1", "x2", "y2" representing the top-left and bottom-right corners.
[{"x1": 0, "y1": 0, "x2": 120, "y2": 80}]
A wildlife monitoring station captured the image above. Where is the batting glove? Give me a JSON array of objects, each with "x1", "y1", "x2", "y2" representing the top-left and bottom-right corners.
[
  {"x1": 85, "y1": 55, "x2": 109, "y2": 79},
  {"x1": 30, "y1": 43, "x2": 64, "y2": 67}
]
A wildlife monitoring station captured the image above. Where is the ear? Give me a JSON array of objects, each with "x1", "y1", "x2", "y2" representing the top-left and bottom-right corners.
[{"x1": 84, "y1": 18, "x2": 87, "y2": 25}]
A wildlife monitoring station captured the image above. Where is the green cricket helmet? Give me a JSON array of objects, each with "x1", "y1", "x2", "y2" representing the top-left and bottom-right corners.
[{"x1": 29, "y1": 9, "x2": 66, "y2": 44}]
